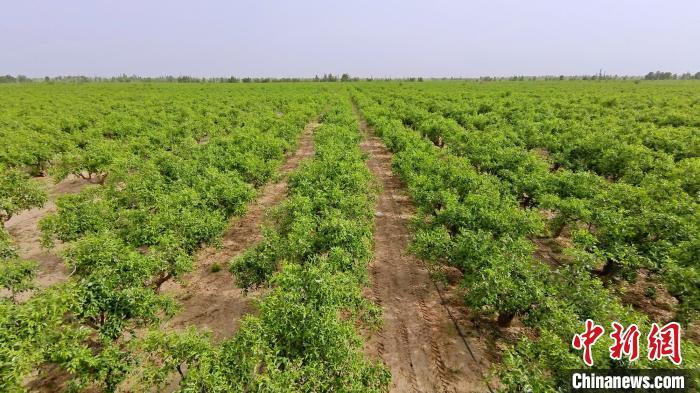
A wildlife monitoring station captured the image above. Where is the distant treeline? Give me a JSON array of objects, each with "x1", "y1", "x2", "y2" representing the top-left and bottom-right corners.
[
  {"x1": 1, "y1": 71, "x2": 699, "y2": 84},
  {"x1": 0, "y1": 73, "x2": 421, "y2": 83},
  {"x1": 643, "y1": 71, "x2": 700, "y2": 80},
  {"x1": 486, "y1": 71, "x2": 700, "y2": 82}
]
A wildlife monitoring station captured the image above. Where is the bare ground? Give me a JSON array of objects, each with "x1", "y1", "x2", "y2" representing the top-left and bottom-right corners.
[
  {"x1": 354, "y1": 108, "x2": 494, "y2": 393},
  {"x1": 161, "y1": 121, "x2": 318, "y2": 341},
  {"x1": 5, "y1": 175, "x2": 92, "y2": 290}
]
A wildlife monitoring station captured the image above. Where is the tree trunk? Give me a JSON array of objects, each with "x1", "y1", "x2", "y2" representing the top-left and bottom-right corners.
[
  {"x1": 552, "y1": 220, "x2": 566, "y2": 238},
  {"x1": 497, "y1": 311, "x2": 516, "y2": 327},
  {"x1": 177, "y1": 364, "x2": 184, "y2": 378},
  {"x1": 593, "y1": 258, "x2": 618, "y2": 278},
  {"x1": 152, "y1": 272, "x2": 173, "y2": 292}
]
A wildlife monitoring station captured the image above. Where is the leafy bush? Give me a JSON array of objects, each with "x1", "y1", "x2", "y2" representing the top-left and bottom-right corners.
[
  {"x1": 0, "y1": 166, "x2": 46, "y2": 223},
  {"x1": 352, "y1": 84, "x2": 700, "y2": 390}
]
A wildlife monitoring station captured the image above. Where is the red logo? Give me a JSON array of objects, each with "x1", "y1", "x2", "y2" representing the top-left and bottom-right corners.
[
  {"x1": 609, "y1": 322, "x2": 640, "y2": 362},
  {"x1": 572, "y1": 319, "x2": 605, "y2": 366},
  {"x1": 572, "y1": 320, "x2": 682, "y2": 366},
  {"x1": 647, "y1": 322, "x2": 682, "y2": 365}
]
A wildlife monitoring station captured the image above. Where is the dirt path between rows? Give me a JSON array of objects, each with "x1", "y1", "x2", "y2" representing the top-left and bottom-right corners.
[
  {"x1": 5, "y1": 176, "x2": 92, "y2": 290},
  {"x1": 161, "y1": 121, "x2": 318, "y2": 341},
  {"x1": 354, "y1": 106, "x2": 493, "y2": 393}
]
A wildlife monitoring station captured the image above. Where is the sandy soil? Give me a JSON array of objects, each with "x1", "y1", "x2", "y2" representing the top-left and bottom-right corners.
[
  {"x1": 5, "y1": 175, "x2": 92, "y2": 290},
  {"x1": 161, "y1": 121, "x2": 318, "y2": 342},
  {"x1": 532, "y1": 236, "x2": 568, "y2": 268},
  {"x1": 354, "y1": 107, "x2": 494, "y2": 393}
]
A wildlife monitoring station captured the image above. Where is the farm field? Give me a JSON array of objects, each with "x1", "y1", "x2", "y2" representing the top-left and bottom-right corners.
[{"x1": 0, "y1": 81, "x2": 698, "y2": 392}]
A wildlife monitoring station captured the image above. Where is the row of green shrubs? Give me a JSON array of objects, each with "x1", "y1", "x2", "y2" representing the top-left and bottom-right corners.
[
  {"x1": 0, "y1": 90, "x2": 320, "y2": 391},
  {"x1": 0, "y1": 166, "x2": 48, "y2": 302},
  {"x1": 384, "y1": 87, "x2": 699, "y2": 325},
  {"x1": 127, "y1": 95, "x2": 390, "y2": 391},
  {"x1": 352, "y1": 90, "x2": 698, "y2": 392}
]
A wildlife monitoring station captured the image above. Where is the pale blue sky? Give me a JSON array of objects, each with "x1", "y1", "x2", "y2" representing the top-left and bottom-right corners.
[{"x1": 2, "y1": 0, "x2": 699, "y2": 77}]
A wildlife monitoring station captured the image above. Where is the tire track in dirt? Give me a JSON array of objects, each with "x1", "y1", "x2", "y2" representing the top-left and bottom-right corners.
[
  {"x1": 161, "y1": 121, "x2": 318, "y2": 341},
  {"x1": 354, "y1": 105, "x2": 492, "y2": 393}
]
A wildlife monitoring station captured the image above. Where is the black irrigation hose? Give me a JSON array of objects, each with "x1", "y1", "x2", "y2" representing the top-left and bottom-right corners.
[{"x1": 425, "y1": 265, "x2": 496, "y2": 393}]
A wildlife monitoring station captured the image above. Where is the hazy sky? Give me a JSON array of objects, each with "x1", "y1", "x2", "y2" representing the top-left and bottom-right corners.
[{"x1": 2, "y1": 0, "x2": 699, "y2": 78}]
